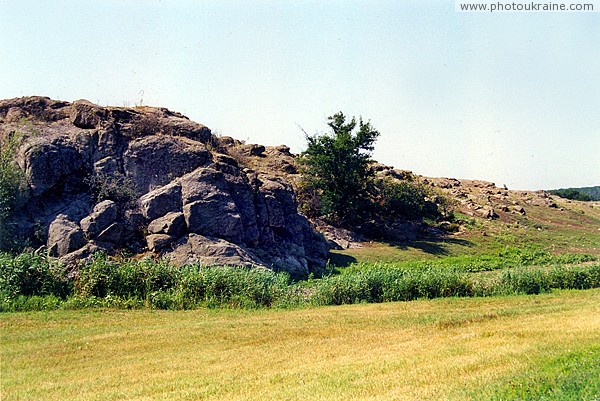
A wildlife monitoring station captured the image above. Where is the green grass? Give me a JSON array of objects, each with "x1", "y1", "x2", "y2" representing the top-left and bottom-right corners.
[
  {"x1": 328, "y1": 197, "x2": 600, "y2": 267},
  {"x1": 2, "y1": 289, "x2": 599, "y2": 400},
  {"x1": 474, "y1": 345, "x2": 600, "y2": 401}
]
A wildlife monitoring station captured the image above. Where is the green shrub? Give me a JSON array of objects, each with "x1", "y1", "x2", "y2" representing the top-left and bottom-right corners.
[
  {"x1": 74, "y1": 255, "x2": 291, "y2": 309},
  {"x1": 84, "y1": 172, "x2": 138, "y2": 206},
  {"x1": 310, "y1": 267, "x2": 473, "y2": 305},
  {"x1": 173, "y1": 264, "x2": 290, "y2": 308},
  {"x1": 0, "y1": 295, "x2": 59, "y2": 312},
  {"x1": 75, "y1": 254, "x2": 177, "y2": 299},
  {"x1": 548, "y1": 188, "x2": 592, "y2": 201},
  {"x1": 549, "y1": 264, "x2": 600, "y2": 290},
  {"x1": 311, "y1": 272, "x2": 373, "y2": 305},
  {"x1": 298, "y1": 112, "x2": 449, "y2": 232},
  {"x1": 2, "y1": 251, "x2": 600, "y2": 312},
  {"x1": 299, "y1": 112, "x2": 379, "y2": 226},
  {"x1": 499, "y1": 268, "x2": 550, "y2": 295},
  {"x1": 376, "y1": 179, "x2": 440, "y2": 220},
  {"x1": 0, "y1": 252, "x2": 71, "y2": 302},
  {"x1": 0, "y1": 131, "x2": 28, "y2": 251}
]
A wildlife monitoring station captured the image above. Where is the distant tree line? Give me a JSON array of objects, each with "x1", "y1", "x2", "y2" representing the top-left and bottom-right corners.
[{"x1": 549, "y1": 188, "x2": 599, "y2": 202}]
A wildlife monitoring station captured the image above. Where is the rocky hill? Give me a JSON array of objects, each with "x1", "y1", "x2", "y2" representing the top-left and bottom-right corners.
[
  {"x1": 1, "y1": 97, "x2": 598, "y2": 273},
  {"x1": 0, "y1": 97, "x2": 326, "y2": 276}
]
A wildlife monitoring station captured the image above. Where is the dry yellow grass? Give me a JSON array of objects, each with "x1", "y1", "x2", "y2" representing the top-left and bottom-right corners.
[{"x1": 2, "y1": 289, "x2": 600, "y2": 400}]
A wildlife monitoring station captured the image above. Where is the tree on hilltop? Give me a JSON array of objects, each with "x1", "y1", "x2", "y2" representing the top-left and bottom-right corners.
[{"x1": 299, "y1": 112, "x2": 379, "y2": 226}]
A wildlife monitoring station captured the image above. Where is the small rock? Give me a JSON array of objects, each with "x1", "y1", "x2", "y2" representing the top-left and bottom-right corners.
[
  {"x1": 476, "y1": 206, "x2": 498, "y2": 219},
  {"x1": 513, "y1": 206, "x2": 526, "y2": 215},
  {"x1": 250, "y1": 144, "x2": 266, "y2": 156}
]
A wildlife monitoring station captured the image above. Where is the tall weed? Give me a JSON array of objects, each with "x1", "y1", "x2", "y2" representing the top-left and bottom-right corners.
[
  {"x1": 2, "y1": 251, "x2": 600, "y2": 312},
  {"x1": 0, "y1": 252, "x2": 70, "y2": 302}
]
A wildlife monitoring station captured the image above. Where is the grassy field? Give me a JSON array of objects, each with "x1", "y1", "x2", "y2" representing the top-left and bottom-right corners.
[{"x1": 2, "y1": 289, "x2": 600, "y2": 401}]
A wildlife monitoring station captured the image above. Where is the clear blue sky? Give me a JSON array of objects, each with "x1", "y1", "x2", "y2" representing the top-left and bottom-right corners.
[{"x1": 1, "y1": 0, "x2": 599, "y2": 190}]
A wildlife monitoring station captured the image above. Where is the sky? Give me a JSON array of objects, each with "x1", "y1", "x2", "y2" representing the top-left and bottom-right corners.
[{"x1": 1, "y1": 0, "x2": 599, "y2": 190}]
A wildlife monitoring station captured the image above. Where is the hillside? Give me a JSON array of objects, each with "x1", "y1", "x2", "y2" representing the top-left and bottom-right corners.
[
  {"x1": 223, "y1": 138, "x2": 600, "y2": 261},
  {"x1": 1, "y1": 96, "x2": 599, "y2": 273}
]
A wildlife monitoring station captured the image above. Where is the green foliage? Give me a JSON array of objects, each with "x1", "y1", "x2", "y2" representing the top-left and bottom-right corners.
[
  {"x1": 375, "y1": 178, "x2": 440, "y2": 220},
  {"x1": 549, "y1": 186, "x2": 600, "y2": 201},
  {"x1": 84, "y1": 172, "x2": 138, "y2": 205},
  {"x1": 549, "y1": 263, "x2": 600, "y2": 290},
  {"x1": 0, "y1": 131, "x2": 27, "y2": 250},
  {"x1": 0, "y1": 252, "x2": 71, "y2": 302},
  {"x1": 408, "y1": 248, "x2": 594, "y2": 274},
  {"x1": 169, "y1": 264, "x2": 290, "y2": 309},
  {"x1": 575, "y1": 185, "x2": 600, "y2": 201},
  {"x1": 299, "y1": 112, "x2": 448, "y2": 231},
  {"x1": 74, "y1": 254, "x2": 291, "y2": 309},
  {"x1": 499, "y1": 267, "x2": 551, "y2": 295},
  {"x1": 300, "y1": 112, "x2": 379, "y2": 225},
  {"x1": 2, "y1": 251, "x2": 600, "y2": 312},
  {"x1": 549, "y1": 188, "x2": 592, "y2": 201},
  {"x1": 75, "y1": 254, "x2": 177, "y2": 299},
  {"x1": 310, "y1": 267, "x2": 474, "y2": 305}
]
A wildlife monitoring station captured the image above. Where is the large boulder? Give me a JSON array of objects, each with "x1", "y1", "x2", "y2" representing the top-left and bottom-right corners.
[
  {"x1": 47, "y1": 215, "x2": 85, "y2": 257},
  {"x1": 95, "y1": 222, "x2": 124, "y2": 244},
  {"x1": 138, "y1": 182, "x2": 183, "y2": 221},
  {"x1": 59, "y1": 242, "x2": 100, "y2": 267},
  {"x1": 147, "y1": 212, "x2": 186, "y2": 237},
  {"x1": 18, "y1": 137, "x2": 90, "y2": 196},
  {"x1": 180, "y1": 166, "x2": 258, "y2": 244},
  {"x1": 167, "y1": 234, "x2": 265, "y2": 268},
  {"x1": 70, "y1": 99, "x2": 107, "y2": 129},
  {"x1": 180, "y1": 166, "x2": 230, "y2": 204},
  {"x1": 80, "y1": 200, "x2": 118, "y2": 239},
  {"x1": 123, "y1": 135, "x2": 210, "y2": 193},
  {"x1": 184, "y1": 197, "x2": 244, "y2": 243}
]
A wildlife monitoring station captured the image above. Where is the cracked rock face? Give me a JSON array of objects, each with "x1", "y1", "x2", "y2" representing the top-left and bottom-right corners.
[{"x1": 0, "y1": 96, "x2": 327, "y2": 276}]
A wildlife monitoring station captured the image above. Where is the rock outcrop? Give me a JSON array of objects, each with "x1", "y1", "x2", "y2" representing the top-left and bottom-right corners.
[{"x1": 0, "y1": 96, "x2": 327, "y2": 276}]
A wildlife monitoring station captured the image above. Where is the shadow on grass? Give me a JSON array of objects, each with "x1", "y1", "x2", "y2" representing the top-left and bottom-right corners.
[
  {"x1": 326, "y1": 236, "x2": 476, "y2": 271},
  {"x1": 327, "y1": 252, "x2": 358, "y2": 269},
  {"x1": 388, "y1": 236, "x2": 476, "y2": 256}
]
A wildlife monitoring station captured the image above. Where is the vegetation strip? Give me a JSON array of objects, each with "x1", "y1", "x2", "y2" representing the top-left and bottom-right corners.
[{"x1": 1, "y1": 250, "x2": 599, "y2": 311}]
